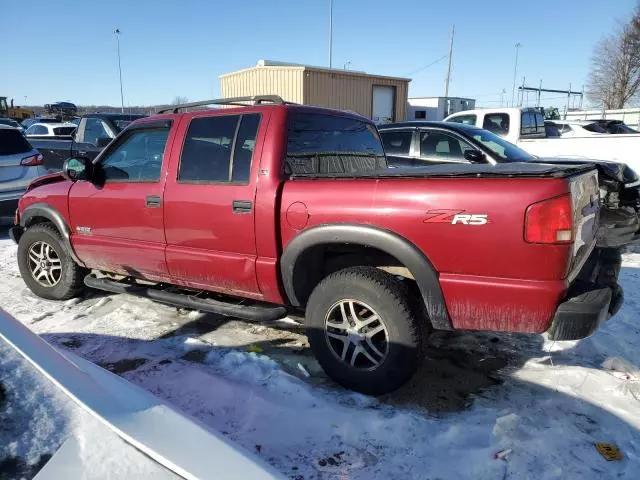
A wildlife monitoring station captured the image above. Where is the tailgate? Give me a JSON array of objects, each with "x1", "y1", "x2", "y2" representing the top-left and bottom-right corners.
[{"x1": 568, "y1": 169, "x2": 600, "y2": 281}]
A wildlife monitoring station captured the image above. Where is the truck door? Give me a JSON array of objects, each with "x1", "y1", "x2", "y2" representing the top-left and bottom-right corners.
[
  {"x1": 163, "y1": 112, "x2": 262, "y2": 297},
  {"x1": 68, "y1": 120, "x2": 174, "y2": 280},
  {"x1": 73, "y1": 117, "x2": 115, "y2": 160}
]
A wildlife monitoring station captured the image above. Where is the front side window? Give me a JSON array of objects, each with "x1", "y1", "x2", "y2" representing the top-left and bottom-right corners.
[
  {"x1": 470, "y1": 129, "x2": 533, "y2": 162},
  {"x1": 380, "y1": 130, "x2": 412, "y2": 155},
  {"x1": 447, "y1": 114, "x2": 477, "y2": 125},
  {"x1": 100, "y1": 128, "x2": 169, "y2": 182},
  {"x1": 482, "y1": 113, "x2": 510, "y2": 135},
  {"x1": 419, "y1": 131, "x2": 474, "y2": 162},
  {"x1": 286, "y1": 113, "x2": 384, "y2": 174},
  {"x1": 178, "y1": 113, "x2": 260, "y2": 183},
  {"x1": 84, "y1": 118, "x2": 110, "y2": 145}
]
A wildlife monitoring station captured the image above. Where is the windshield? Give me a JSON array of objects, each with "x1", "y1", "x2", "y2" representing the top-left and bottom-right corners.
[{"x1": 470, "y1": 128, "x2": 534, "y2": 162}]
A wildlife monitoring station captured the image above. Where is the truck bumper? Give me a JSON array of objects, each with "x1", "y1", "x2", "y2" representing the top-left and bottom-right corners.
[{"x1": 547, "y1": 248, "x2": 623, "y2": 341}]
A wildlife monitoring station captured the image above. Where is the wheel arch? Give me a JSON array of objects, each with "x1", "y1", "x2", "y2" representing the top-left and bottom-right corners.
[
  {"x1": 280, "y1": 224, "x2": 452, "y2": 330},
  {"x1": 19, "y1": 203, "x2": 84, "y2": 266}
]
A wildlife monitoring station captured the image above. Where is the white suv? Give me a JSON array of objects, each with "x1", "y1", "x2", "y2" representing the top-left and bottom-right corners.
[{"x1": 0, "y1": 125, "x2": 46, "y2": 223}]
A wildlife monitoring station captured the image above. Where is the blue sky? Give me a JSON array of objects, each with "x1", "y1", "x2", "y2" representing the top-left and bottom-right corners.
[{"x1": 4, "y1": 0, "x2": 636, "y2": 108}]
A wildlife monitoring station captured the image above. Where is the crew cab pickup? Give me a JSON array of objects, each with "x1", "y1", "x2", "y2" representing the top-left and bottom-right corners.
[
  {"x1": 30, "y1": 113, "x2": 147, "y2": 171},
  {"x1": 445, "y1": 107, "x2": 640, "y2": 174},
  {"x1": 10, "y1": 96, "x2": 624, "y2": 394}
]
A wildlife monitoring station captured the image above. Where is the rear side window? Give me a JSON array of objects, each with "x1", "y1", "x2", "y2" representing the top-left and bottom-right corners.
[
  {"x1": 583, "y1": 122, "x2": 607, "y2": 133},
  {"x1": 380, "y1": 130, "x2": 412, "y2": 155},
  {"x1": 482, "y1": 113, "x2": 510, "y2": 135},
  {"x1": 286, "y1": 113, "x2": 385, "y2": 174},
  {"x1": 178, "y1": 113, "x2": 260, "y2": 184},
  {"x1": 0, "y1": 128, "x2": 32, "y2": 155},
  {"x1": 53, "y1": 126, "x2": 76, "y2": 136},
  {"x1": 447, "y1": 114, "x2": 476, "y2": 125}
]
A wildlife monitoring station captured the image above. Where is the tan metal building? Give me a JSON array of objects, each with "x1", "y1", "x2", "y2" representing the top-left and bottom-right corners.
[{"x1": 219, "y1": 60, "x2": 410, "y2": 123}]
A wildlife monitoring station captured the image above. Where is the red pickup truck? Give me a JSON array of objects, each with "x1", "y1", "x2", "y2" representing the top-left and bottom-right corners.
[{"x1": 9, "y1": 96, "x2": 623, "y2": 394}]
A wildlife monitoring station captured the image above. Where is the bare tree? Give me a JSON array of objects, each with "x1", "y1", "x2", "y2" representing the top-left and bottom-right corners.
[
  {"x1": 171, "y1": 96, "x2": 189, "y2": 105},
  {"x1": 588, "y1": 9, "x2": 640, "y2": 109}
]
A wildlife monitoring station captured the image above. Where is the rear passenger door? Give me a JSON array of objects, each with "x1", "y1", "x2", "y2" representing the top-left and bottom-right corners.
[{"x1": 163, "y1": 112, "x2": 263, "y2": 297}]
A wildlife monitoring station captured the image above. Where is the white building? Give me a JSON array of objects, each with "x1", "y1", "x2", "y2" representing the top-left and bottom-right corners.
[{"x1": 407, "y1": 97, "x2": 476, "y2": 121}]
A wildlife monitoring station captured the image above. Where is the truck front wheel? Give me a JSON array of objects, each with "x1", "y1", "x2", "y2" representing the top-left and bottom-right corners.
[
  {"x1": 17, "y1": 223, "x2": 87, "y2": 301},
  {"x1": 305, "y1": 266, "x2": 424, "y2": 395}
]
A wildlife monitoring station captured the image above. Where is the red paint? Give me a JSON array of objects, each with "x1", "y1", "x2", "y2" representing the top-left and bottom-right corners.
[{"x1": 17, "y1": 104, "x2": 590, "y2": 333}]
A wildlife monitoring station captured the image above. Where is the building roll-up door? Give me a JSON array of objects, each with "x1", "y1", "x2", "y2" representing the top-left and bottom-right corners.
[{"x1": 372, "y1": 86, "x2": 395, "y2": 124}]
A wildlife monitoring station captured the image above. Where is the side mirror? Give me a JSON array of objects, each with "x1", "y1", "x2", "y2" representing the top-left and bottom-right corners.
[
  {"x1": 96, "y1": 137, "x2": 111, "y2": 148},
  {"x1": 62, "y1": 157, "x2": 92, "y2": 182},
  {"x1": 463, "y1": 150, "x2": 486, "y2": 163}
]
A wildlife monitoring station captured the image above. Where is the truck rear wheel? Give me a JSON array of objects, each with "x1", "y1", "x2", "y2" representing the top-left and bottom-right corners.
[
  {"x1": 305, "y1": 266, "x2": 423, "y2": 395},
  {"x1": 17, "y1": 224, "x2": 87, "y2": 301}
]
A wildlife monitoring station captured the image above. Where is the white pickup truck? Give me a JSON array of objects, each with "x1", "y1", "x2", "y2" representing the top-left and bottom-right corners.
[{"x1": 444, "y1": 107, "x2": 640, "y2": 173}]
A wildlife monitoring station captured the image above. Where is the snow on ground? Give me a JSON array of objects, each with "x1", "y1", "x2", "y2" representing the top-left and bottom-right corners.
[
  {"x1": 2, "y1": 229, "x2": 640, "y2": 479},
  {"x1": 0, "y1": 338, "x2": 180, "y2": 479}
]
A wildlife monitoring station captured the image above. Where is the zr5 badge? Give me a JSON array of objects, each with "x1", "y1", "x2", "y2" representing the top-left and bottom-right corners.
[{"x1": 424, "y1": 209, "x2": 489, "y2": 226}]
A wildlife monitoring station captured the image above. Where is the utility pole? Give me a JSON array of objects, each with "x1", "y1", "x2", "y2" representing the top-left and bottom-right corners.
[
  {"x1": 444, "y1": 25, "x2": 455, "y2": 99},
  {"x1": 114, "y1": 28, "x2": 124, "y2": 113},
  {"x1": 500, "y1": 89, "x2": 506, "y2": 107},
  {"x1": 344, "y1": 61, "x2": 351, "y2": 70},
  {"x1": 329, "y1": 0, "x2": 333, "y2": 69},
  {"x1": 511, "y1": 43, "x2": 522, "y2": 107}
]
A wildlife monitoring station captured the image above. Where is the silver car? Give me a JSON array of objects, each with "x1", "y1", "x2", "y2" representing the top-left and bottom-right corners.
[{"x1": 0, "y1": 125, "x2": 47, "y2": 223}]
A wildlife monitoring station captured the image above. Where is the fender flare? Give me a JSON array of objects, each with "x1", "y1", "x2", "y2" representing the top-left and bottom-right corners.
[
  {"x1": 20, "y1": 203, "x2": 85, "y2": 266},
  {"x1": 280, "y1": 224, "x2": 452, "y2": 330}
]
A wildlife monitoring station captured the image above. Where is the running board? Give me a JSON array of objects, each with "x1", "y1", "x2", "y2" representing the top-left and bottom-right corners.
[{"x1": 84, "y1": 275, "x2": 288, "y2": 322}]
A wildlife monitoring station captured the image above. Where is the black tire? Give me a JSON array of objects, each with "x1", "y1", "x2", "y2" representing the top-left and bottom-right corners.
[
  {"x1": 305, "y1": 266, "x2": 424, "y2": 395},
  {"x1": 17, "y1": 223, "x2": 87, "y2": 301}
]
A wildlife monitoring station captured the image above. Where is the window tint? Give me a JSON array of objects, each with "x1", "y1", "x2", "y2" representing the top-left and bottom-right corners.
[
  {"x1": 447, "y1": 114, "x2": 476, "y2": 125},
  {"x1": 179, "y1": 113, "x2": 260, "y2": 183},
  {"x1": 84, "y1": 118, "x2": 110, "y2": 145},
  {"x1": 414, "y1": 110, "x2": 426, "y2": 119},
  {"x1": 545, "y1": 122, "x2": 561, "y2": 137},
  {"x1": 0, "y1": 128, "x2": 32, "y2": 155},
  {"x1": 380, "y1": 130, "x2": 412, "y2": 155},
  {"x1": 286, "y1": 113, "x2": 385, "y2": 174},
  {"x1": 101, "y1": 128, "x2": 169, "y2": 182},
  {"x1": 53, "y1": 126, "x2": 76, "y2": 136},
  {"x1": 419, "y1": 131, "x2": 474, "y2": 162},
  {"x1": 482, "y1": 113, "x2": 510, "y2": 135}
]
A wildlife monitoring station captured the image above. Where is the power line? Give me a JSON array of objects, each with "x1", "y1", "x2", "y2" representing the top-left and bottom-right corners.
[{"x1": 405, "y1": 54, "x2": 448, "y2": 77}]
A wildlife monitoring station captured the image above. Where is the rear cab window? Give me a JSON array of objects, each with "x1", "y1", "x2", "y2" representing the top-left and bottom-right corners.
[
  {"x1": 286, "y1": 113, "x2": 385, "y2": 174},
  {"x1": 0, "y1": 128, "x2": 32, "y2": 155},
  {"x1": 520, "y1": 109, "x2": 546, "y2": 138}
]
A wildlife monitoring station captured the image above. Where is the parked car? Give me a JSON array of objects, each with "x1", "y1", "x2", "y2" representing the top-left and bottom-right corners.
[
  {"x1": 594, "y1": 119, "x2": 638, "y2": 134},
  {"x1": 444, "y1": 107, "x2": 640, "y2": 173},
  {"x1": 29, "y1": 112, "x2": 147, "y2": 171},
  {"x1": 379, "y1": 121, "x2": 640, "y2": 248},
  {"x1": 21, "y1": 117, "x2": 63, "y2": 130},
  {"x1": 25, "y1": 122, "x2": 77, "y2": 138},
  {"x1": 0, "y1": 117, "x2": 24, "y2": 133},
  {"x1": 0, "y1": 125, "x2": 45, "y2": 223},
  {"x1": 544, "y1": 119, "x2": 608, "y2": 137},
  {"x1": 9, "y1": 96, "x2": 628, "y2": 394}
]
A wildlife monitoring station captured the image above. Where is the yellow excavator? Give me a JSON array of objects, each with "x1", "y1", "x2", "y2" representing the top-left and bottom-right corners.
[{"x1": 0, "y1": 96, "x2": 34, "y2": 120}]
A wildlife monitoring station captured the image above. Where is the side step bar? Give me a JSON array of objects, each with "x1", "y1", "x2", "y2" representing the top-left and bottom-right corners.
[{"x1": 84, "y1": 275, "x2": 288, "y2": 322}]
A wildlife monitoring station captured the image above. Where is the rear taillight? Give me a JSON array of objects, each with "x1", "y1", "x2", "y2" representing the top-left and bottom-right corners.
[
  {"x1": 20, "y1": 153, "x2": 44, "y2": 166},
  {"x1": 525, "y1": 194, "x2": 573, "y2": 244}
]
